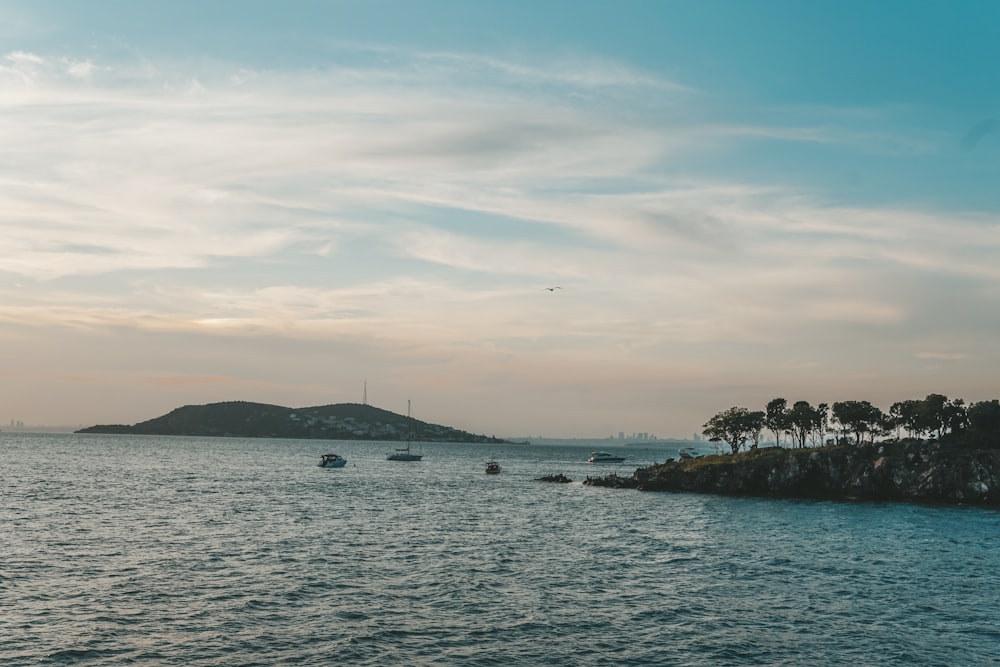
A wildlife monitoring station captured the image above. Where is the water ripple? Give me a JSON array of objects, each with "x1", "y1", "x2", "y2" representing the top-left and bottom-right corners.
[{"x1": 2, "y1": 433, "x2": 1000, "y2": 666}]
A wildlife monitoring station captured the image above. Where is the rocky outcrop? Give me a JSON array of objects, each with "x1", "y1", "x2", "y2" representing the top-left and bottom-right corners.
[
  {"x1": 585, "y1": 440, "x2": 1000, "y2": 505},
  {"x1": 536, "y1": 473, "x2": 573, "y2": 483}
]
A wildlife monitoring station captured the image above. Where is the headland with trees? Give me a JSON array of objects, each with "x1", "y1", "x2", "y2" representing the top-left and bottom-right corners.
[{"x1": 586, "y1": 393, "x2": 1000, "y2": 505}]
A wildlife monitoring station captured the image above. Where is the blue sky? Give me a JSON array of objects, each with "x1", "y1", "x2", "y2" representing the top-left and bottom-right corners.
[{"x1": 2, "y1": 1, "x2": 999, "y2": 437}]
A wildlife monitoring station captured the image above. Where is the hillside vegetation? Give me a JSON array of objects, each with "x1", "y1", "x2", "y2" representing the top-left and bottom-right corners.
[{"x1": 76, "y1": 401, "x2": 503, "y2": 443}]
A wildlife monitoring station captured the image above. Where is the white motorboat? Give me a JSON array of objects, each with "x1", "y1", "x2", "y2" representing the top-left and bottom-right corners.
[
  {"x1": 318, "y1": 453, "x2": 347, "y2": 468},
  {"x1": 587, "y1": 451, "x2": 626, "y2": 463}
]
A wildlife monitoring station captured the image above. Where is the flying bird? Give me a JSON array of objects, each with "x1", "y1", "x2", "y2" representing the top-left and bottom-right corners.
[{"x1": 544, "y1": 286, "x2": 562, "y2": 291}]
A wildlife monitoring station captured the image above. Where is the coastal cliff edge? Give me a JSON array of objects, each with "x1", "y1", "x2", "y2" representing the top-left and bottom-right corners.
[{"x1": 586, "y1": 440, "x2": 1000, "y2": 505}]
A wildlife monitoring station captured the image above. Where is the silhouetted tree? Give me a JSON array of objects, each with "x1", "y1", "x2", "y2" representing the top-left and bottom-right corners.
[
  {"x1": 889, "y1": 399, "x2": 922, "y2": 438},
  {"x1": 703, "y1": 407, "x2": 765, "y2": 455},
  {"x1": 832, "y1": 400, "x2": 884, "y2": 445},
  {"x1": 944, "y1": 398, "x2": 967, "y2": 435},
  {"x1": 813, "y1": 402, "x2": 830, "y2": 447},
  {"x1": 917, "y1": 393, "x2": 950, "y2": 439},
  {"x1": 787, "y1": 400, "x2": 823, "y2": 448},
  {"x1": 764, "y1": 397, "x2": 789, "y2": 447},
  {"x1": 968, "y1": 400, "x2": 1000, "y2": 436}
]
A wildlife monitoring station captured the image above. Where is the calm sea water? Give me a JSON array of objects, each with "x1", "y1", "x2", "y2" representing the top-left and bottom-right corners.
[{"x1": 2, "y1": 433, "x2": 999, "y2": 666}]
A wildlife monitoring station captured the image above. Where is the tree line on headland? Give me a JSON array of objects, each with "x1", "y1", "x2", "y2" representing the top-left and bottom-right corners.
[
  {"x1": 583, "y1": 393, "x2": 1000, "y2": 504},
  {"x1": 702, "y1": 394, "x2": 1000, "y2": 455}
]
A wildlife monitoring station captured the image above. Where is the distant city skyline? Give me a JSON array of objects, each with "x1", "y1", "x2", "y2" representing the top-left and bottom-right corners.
[{"x1": 2, "y1": 1, "x2": 999, "y2": 438}]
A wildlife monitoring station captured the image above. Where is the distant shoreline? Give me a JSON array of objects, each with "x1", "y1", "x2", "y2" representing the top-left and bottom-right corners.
[
  {"x1": 1, "y1": 427, "x2": 81, "y2": 434},
  {"x1": 507, "y1": 437, "x2": 703, "y2": 446},
  {"x1": 4, "y1": 429, "x2": 706, "y2": 444}
]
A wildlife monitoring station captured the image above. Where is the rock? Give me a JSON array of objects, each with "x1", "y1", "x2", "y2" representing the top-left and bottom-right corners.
[
  {"x1": 536, "y1": 473, "x2": 573, "y2": 483},
  {"x1": 624, "y1": 441, "x2": 1000, "y2": 505},
  {"x1": 583, "y1": 473, "x2": 638, "y2": 489}
]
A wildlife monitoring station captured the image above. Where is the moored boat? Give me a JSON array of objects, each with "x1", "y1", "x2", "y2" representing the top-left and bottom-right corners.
[
  {"x1": 387, "y1": 400, "x2": 423, "y2": 461},
  {"x1": 318, "y1": 453, "x2": 347, "y2": 468},
  {"x1": 587, "y1": 451, "x2": 626, "y2": 463},
  {"x1": 386, "y1": 448, "x2": 422, "y2": 462}
]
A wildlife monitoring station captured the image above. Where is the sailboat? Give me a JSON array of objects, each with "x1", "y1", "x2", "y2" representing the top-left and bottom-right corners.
[{"x1": 386, "y1": 400, "x2": 422, "y2": 461}]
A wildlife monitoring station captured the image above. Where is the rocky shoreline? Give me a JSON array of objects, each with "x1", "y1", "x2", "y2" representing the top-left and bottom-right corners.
[{"x1": 584, "y1": 440, "x2": 1000, "y2": 505}]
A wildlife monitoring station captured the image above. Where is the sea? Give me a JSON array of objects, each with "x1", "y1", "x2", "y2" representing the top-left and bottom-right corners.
[{"x1": 2, "y1": 433, "x2": 999, "y2": 666}]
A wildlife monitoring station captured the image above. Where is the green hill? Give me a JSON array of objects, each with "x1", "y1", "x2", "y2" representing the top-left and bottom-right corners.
[{"x1": 76, "y1": 400, "x2": 504, "y2": 443}]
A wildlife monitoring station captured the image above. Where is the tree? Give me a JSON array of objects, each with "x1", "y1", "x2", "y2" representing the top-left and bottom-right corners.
[
  {"x1": 787, "y1": 400, "x2": 822, "y2": 448},
  {"x1": 812, "y1": 402, "x2": 830, "y2": 447},
  {"x1": 889, "y1": 399, "x2": 922, "y2": 438},
  {"x1": 831, "y1": 400, "x2": 885, "y2": 445},
  {"x1": 968, "y1": 400, "x2": 1000, "y2": 436},
  {"x1": 764, "y1": 398, "x2": 790, "y2": 448},
  {"x1": 944, "y1": 398, "x2": 967, "y2": 435},
  {"x1": 748, "y1": 410, "x2": 766, "y2": 450},
  {"x1": 917, "y1": 393, "x2": 949, "y2": 439},
  {"x1": 703, "y1": 407, "x2": 765, "y2": 455},
  {"x1": 874, "y1": 410, "x2": 896, "y2": 442}
]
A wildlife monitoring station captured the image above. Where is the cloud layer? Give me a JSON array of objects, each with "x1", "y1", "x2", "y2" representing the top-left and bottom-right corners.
[{"x1": 2, "y1": 45, "x2": 998, "y2": 435}]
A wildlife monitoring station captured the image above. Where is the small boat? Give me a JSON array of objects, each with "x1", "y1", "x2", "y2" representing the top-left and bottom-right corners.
[
  {"x1": 485, "y1": 459, "x2": 501, "y2": 474},
  {"x1": 318, "y1": 453, "x2": 347, "y2": 468},
  {"x1": 386, "y1": 448, "x2": 422, "y2": 462},
  {"x1": 678, "y1": 447, "x2": 701, "y2": 460},
  {"x1": 387, "y1": 400, "x2": 423, "y2": 461},
  {"x1": 587, "y1": 451, "x2": 626, "y2": 463}
]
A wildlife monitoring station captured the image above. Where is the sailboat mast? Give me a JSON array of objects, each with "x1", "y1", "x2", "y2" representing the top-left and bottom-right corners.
[{"x1": 385, "y1": 398, "x2": 422, "y2": 461}]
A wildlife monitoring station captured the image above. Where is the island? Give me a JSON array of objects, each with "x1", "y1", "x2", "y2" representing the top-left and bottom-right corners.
[
  {"x1": 585, "y1": 438, "x2": 1000, "y2": 505},
  {"x1": 76, "y1": 400, "x2": 504, "y2": 443}
]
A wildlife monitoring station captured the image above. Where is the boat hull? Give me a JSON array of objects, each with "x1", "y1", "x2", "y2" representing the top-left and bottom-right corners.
[
  {"x1": 587, "y1": 451, "x2": 626, "y2": 463},
  {"x1": 386, "y1": 453, "x2": 422, "y2": 461},
  {"x1": 319, "y1": 455, "x2": 347, "y2": 468}
]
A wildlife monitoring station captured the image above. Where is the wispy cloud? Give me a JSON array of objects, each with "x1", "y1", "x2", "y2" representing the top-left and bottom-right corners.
[
  {"x1": 2, "y1": 43, "x2": 999, "y2": 432},
  {"x1": 914, "y1": 352, "x2": 972, "y2": 361}
]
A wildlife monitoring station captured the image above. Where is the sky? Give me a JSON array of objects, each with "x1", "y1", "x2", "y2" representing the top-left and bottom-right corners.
[{"x1": 2, "y1": 1, "x2": 999, "y2": 438}]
